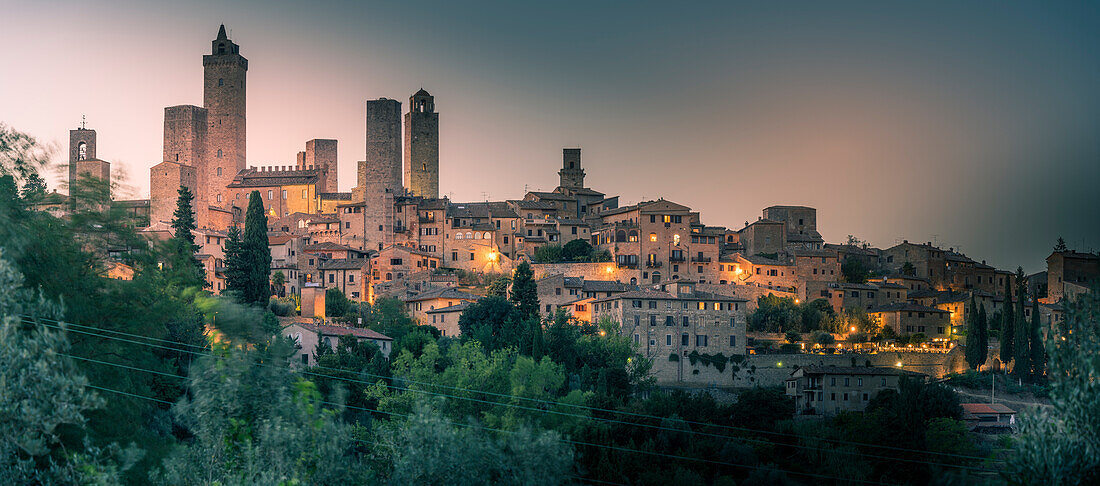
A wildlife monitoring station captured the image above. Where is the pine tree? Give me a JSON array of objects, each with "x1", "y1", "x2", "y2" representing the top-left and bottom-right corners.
[
  {"x1": 1029, "y1": 298, "x2": 1046, "y2": 378},
  {"x1": 1054, "y1": 237, "x2": 1067, "y2": 252},
  {"x1": 1013, "y1": 268, "x2": 1029, "y2": 376},
  {"x1": 168, "y1": 186, "x2": 204, "y2": 286},
  {"x1": 510, "y1": 261, "x2": 539, "y2": 320},
  {"x1": 240, "y1": 190, "x2": 272, "y2": 306},
  {"x1": 975, "y1": 303, "x2": 988, "y2": 369},
  {"x1": 965, "y1": 296, "x2": 983, "y2": 370},
  {"x1": 1000, "y1": 276, "x2": 1015, "y2": 367}
]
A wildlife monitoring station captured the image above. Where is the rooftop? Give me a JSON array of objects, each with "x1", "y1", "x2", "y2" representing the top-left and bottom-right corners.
[{"x1": 286, "y1": 322, "x2": 391, "y2": 341}]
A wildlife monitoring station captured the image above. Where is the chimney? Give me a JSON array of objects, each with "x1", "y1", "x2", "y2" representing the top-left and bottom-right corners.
[{"x1": 903, "y1": 239, "x2": 908, "y2": 244}]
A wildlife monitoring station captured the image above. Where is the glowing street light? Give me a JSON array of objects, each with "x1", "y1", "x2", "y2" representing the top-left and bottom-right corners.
[
  {"x1": 895, "y1": 361, "x2": 903, "y2": 367},
  {"x1": 850, "y1": 326, "x2": 857, "y2": 333}
]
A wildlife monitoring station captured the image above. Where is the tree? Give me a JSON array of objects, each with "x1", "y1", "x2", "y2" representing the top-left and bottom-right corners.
[
  {"x1": 1014, "y1": 267, "x2": 1029, "y2": 376},
  {"x1": 532, "y1": 244, "x2": 562, "y2": 263},
  {"x1": 222, "y1": 225, "x2": 246, "y2": 296},
  {"x1": 900, "y1": 261, "x2": 916, "y2": 276},
  {"x1": 231, "y1": 191, "x2": 272, "y2": 306},
  {"x1": 486, "y1": 275, "x2": 511, "y2": 297},
  {"x1": 326, "y1": 287, "x2": 354, "y2": 319},
  {"x1": 19, "y1": 171, "x2": 46, "y2": 202},
  {"x1": 1000, "y1": 276, "x2": 1015, "y2": 367},
  {"x1": 965, "y1": 296, "x2": 984, "y2": 370},
  {"x1": 975, "y1": 303, "x2": 989, "y2": 369},
  {"x1": 510, "y1": 261, "x2": 539, "y2": 320},
  {"x1": 1010, "y1": 288, "x2": 1100, "y2": 485},
  {"x1": 271, "y1": 270, "x2": 286, "y2": 297},
  {"x1": 459, "y1": 296, "x2": 527, "y2": 352},
  {"x1": 167, "y1": 186, "x2": 204, "y2": 286},
  {"x1": 562, "y1": 238, "x2": 593, "y2": 261},
  {"x1": 1054, "y1": 237, "x2": 1068, "y2": 252},
  {"x1": 1029, "y1": 298, "x2": 1046, "y2": 378},
  {"x1": 841, "y1": 256, "x2": 870, "y2": 284},
  {"x1": 785, "y1": 330, "x2": 801, "y2": 344}
]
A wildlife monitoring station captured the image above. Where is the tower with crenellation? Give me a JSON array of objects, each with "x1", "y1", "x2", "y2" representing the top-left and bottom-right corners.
[
  {"x1": 203, "y1": 24, "x2": 247, "y2": 211},
  {"x1": 404, "y1": 89, "x2": 438, "y2": 198}
]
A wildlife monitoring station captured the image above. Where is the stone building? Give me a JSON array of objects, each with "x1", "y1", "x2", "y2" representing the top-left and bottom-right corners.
[
  {"x1": 881, "y1": 240, "x2": 948, "y2": 287},
  {"x1": 591, "y1": 281, "x2": 747, "y2": 383},
  {"x1": 738, "y1": 218, "x2": 786, "y2": 257},
  {"x1": 786, "y1": 366, "x2": 926, "y2": 416},
  {"x1": 558, "y1": 148, "x2": 585, "y2": 190},
  {"x1": 296, "y1": 139, "x2": 338, "y2": 193},
  {"x1": 404, "y1": 89, "x2": 439, "y2": 198},
  {"x1": 594, "y1": 199, "x2": 706, "y2": 285},
  {"x1": 763, "y1": 205, "x2": 824, "y2": 251},
  {"x1": 1046, "y1": 249, "x2": 1099, "y2": 303},
  {"x1": 67, "y1": 125, "x2": 112, "y2": 209},
  {"x1": 536, "y1": 275, "x2": 632, "y2": 318},
  {"x1": 226, "y1": 166, "x2": 321, "y2": 218},
  {"x1": 401, "y1": 287, "x2": 480, "y2": 325},
  {"x1": 68, "y1": 126, "x2": 98, "y2": 191},
  {"x1": 807, "y1": 281, "x2": 909, "y2": 312},
  {"x1": 868, "y1": 303, "x2": 952, "y2": 340}
]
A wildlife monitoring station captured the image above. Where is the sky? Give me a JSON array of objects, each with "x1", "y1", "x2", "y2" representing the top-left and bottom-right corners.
[{"x1": 1, "y1": 0, "x2": 1098, "y2": 272}]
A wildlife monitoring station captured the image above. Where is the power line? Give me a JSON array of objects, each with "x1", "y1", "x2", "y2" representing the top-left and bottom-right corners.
[
  {"x1": 76, "y1": 368, "x2": 891, "y2": 485},
  {"x1": 29, "y1": 315, "x2": 1003, "y2": 466}
]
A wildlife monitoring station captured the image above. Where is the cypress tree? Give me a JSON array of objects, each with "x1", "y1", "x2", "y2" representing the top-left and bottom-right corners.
[
  {"x1": 1029, "y1": 298, "x2": 1046, "y2": 377},
  {"x1": 999, "y1": 277, "x2": 1015, "y2": 367},
  {"x1": 965, "y1": 296, "x2": 982, "y2": 370},
  {"x1": 1013, "y1": 268, "x2": 1029, "y2": 376},
  {"x1": 223, "y1": 225, "x2": 246, "y2": 296},
  {"x1": 975, "y1": 303, "x2": 988, "y2": 369},
  {"x1": 510, "y1": 261, "x2": 539, "y2": 320},
  {"x1": 241, "y1": 190, "x2": 272, "y2": 306}
]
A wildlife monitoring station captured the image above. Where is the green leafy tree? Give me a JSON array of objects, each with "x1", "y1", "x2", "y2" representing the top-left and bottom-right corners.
[
  {"x1": 155, "y1": 345, "x2": 369, "y2": 484},
  {"x1": 841, "y1": 256, "x2": 870, "y2": 284},
  {"x1": 309, "y1": 336, "x2": 391, "y2": 421},
  {"x1": 975, "y1": 303, "x2": 989, "y2": 369},
  {"x1": 459, "y1": 296, "x2": 527, "y2": 352},
  {"x1": 510, "y1": 261, "x2": 539, "y2": 320},
  {"x1": 486, "y1": 275, "x2": 511, "y2": 297},
  {"x1": 270, "y1": 270, "x2": 286, "y2": 297},
  {"x1": 326, "y1": 287, "x2": 354, "y2": 319},
  {"x1": 167, "y1": 186, "x2": 204, "y2": 287},
  {"x1": 748, "y1": 294, "x2": 801, "y2": 333},
  {"x1": 223, "y1": 225, "x2": 246, "y2": 296},
  {"x1": 1010, "y1": 288, "x2": 1100, "y2": 485},
  {"x1": 562, "y1": 238, "x2": 593, "y2": 261},
  {"x1": 900, "y1": 261, "x2": 916, "y2": 276},
  {"x1": 532, "y1": 244, "x2": 562, "y2": 263},
  {"x1": 375, "y1": 404, "x2": 573, "y2": 485},
  {"x1": 19, "y1": 171, "x2": 47, "y2": 202},
  {"x1": 800, "y1": 298, "x2": 837, "y2": 332}
]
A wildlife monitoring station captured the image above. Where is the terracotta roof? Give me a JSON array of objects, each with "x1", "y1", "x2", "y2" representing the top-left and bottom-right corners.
[
  {"x1": 426, "y1": 302, "x2": 471, "y2": 314},
  {"x1": 319, "y1": 192, "x2": 352, "y2": 200},
  {"x1": 868, "y1": 303, "x2": 949, "y2": 314},
  {"x1": 320, "y1": 259, "x2": 367, "y2": 270},
  {"x1": 228, "y1": 168, "x2": 319, "y2": 188},
  {"x1": 304, "y1": 242, "x2": 360, "y2": 252},
  {"x1": 402, "y1": 287, "x2": 481, "y2": 302},
  {"x1": 961, "y1": 403, "x2": 1016, "y2": 415},
  {"x1": 286, "y1": 322, "x2": 391, "y2": 341},
  {"x1": 527, "y1": 191, "x2": 574, "y2": 201}
]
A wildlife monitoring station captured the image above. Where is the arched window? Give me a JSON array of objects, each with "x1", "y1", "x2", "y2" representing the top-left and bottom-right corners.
[
  {"x1": 216, "y1": 167, "x2": 222, "y2": 176},
  {"x1": 218, "y1": 78, "x2": 224, "y2": 86},
  {"x1": 385, "y1": 272, "x2": 392, "y2": 281},
  {"x1": 484, "y1": 232, "x2": 492, "y2": 240},
  {"x1": 456, "y1": 233, "x2": 464, "y2": 240},
  {"x1": 630, "y1": 277, "x2": 637, "y2": 286},
  {"x1": 615, "y1": 230, "x2": 626, "y2": 243},
  {"x1": 628, "y1": 230, "x2": 638, "y2": 242},
  {"x1": 473, "y1": 232, "x2": 481, "y2": 240},
  {"x1": 217, "y1": 149, "x2": 223, "y2": 158},
  {"x1": 466, "y1": 232, "x2": 473, "y2": 239},
  {"x1": 77, "y1": 142, "x2": 87, "y2": 161}
]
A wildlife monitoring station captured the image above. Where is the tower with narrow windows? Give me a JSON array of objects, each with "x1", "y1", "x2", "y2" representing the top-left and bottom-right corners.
[
  {"x1": 202, "y1": 24, "x2": 247, "y2": 209},
  {"x1": 68, "y1": 127, "x2": 97, "y2": 191},
  {"x1": 404, "y1": 89, "x2": 438, "y2": 198},
  {"x1": 558, "y1": 148, "x2": 584, "y2": 189}
]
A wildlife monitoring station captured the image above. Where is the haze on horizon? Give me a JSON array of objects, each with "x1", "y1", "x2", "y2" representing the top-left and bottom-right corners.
[{"x1": 1, "y1": 0, "x2": 1098, "y2": 272}]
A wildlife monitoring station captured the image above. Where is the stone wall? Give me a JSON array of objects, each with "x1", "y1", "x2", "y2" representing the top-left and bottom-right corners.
[{"x1": 648, "y1": 346, "x2": 969, "y2": 388}]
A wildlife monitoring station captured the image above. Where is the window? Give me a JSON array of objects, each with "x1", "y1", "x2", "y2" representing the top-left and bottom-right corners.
[
  {"x1": 216, "y1": 194, "x2": 222, "y2": 203},
  {"x1": 695, "y1": 335, "x2": 708, "y2": 347},
  {"x1": 666, "y1": 334, "x2": 672, "y2": 345},
  {"x1": 267, "y1": 190, "x2": 273, "y2": 200},
  {"x1": 556, "y1": 288, "x2": 562, "y2": 295},
  {"x1": 648, "y1": 301, "x2": 657, "y2": 309},
  {"x1": 665, "y1": 316, "x2": 674, "y2": 326},
  {"x1": 545, "y1": 304, "x2": 551, "y2": 312},
  {"x1": 844, "y1": 378, "x2": 850, "y2": 386},
  {"x1": 217, "y1": 149, "x2": 223, "y2": 158},
  {"x1": 301, "y1": 354, "x2": 308, "y2": 366},
  {"x1": 328, "y1": 274, "x2": 334, "y2": 283},
  {"x1": 469, "y1": 252, "x2": 474, "y2": 261},
  {"x1": 632, "y1": 300, "x2": 642, "y2": 308},
  {"x1": 843, "y1": 393, "x2": 849, "y2": 401},
  {"x1": 649, "y1": 233, "x2": 657, "y2": 242},
  {"x1": 857, "y1": 378, "x2": 863, "y2": 386},
  {"x1": 451, "y1": 251, "x2": 458, "y2": 261},
  {"x1": 282, "y1": 190, "x2": 287, "y2": 200},
  {"x1": 729, "y1": 335, "x2": 736, "y2": 346},
  {"x1": 682, "y1": 316, "x2": 689, "y2": 327},
  {"x1": 649, "y1": 315, "x2": 656, "y2": 326},
  {"x1": 302, "y1": 189, "x2": 308, "y2": 198},
  {"x1": 831, "y1": 377, "x2": 836, "y2": 386},
  {"x1": 218, "y1": 78, "x2": 224, "y2": 86},
  {"x1": 217, "y1": 167, "x2": 223, "y2": 176},
  {"x1": 681, "y1": 333, "x2": 689, "y2": 346},
  {"x1": 634, "y1": 315, "x2": 640, "y2": 326}
]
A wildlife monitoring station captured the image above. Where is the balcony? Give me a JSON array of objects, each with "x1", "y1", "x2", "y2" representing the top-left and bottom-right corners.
[
  {"x1": 691, "y1": 256, "x2": 712, "y2": 263},
  {"x1": 646, "y1": 260, "x2": 663, "y2": 269},
  {"x1": 616, "y1": 255, "x2": 639, "y2": 268},
  {"x1": 393, "y1": 225, "x2": 409, "y2": 234},
  {"x1": 419, "y1": 215, "x2": 435, "y2": 224},
  {"x1": 669, "y1": 256, "x2": 686, "y2": 263}
]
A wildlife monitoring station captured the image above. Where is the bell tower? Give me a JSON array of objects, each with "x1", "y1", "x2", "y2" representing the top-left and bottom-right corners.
[
  {"x1": 404, "y1": 89, "x2": 439, "y2": 198},
  {"x1": 558, "y1": 148, "x2": 584, "y2": 189},
  {"x1": 202, "y1": 24, "x2": 247, "y2": 209}
]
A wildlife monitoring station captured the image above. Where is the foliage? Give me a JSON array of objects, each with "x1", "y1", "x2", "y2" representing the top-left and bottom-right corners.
[
  {"x1": 747, "y1": 294, "x2": 801, "y2": 333},
  {"x1": 562, "y1": 238, "x2": 594, "y2": 261},
  {"x1": 900, "y1": 261, "x2": 916, "y2": 276},
  {"x1": 459, "y1": 296, "x2": 527, "y2": 353},
  {"x1": 223, "y1": 192, "x2": 271, "y2": 306},
  {"x1": 374, "y1": 403, "x2": 573, "y2": 485},
  {"x1": 965, "y1": 297, "x2": 987, "y2": 370},
  {"x1": 167, "y1": 186, "x2": 204, "y2": 286},
  {"x1": 1054, "y1": 237, "x2": 1067, "y2": 252},
  {"x1": 268, "y1": 297, "x2": 296, "y2": 317},
  {"x1": 326, "y1": 287, "x2": 355, "y2": 319},
  {"x1": 510, "y1": 261, "x2": 539, "y2": 320},
  {"x1": 1029, "y1": 298, "x2": 1046, "y2": 379},
  {"x1": 841, "y1": 256, "x2": 870, "y2": 284},
  {"x1": 784, "y1": 330, "x2": 800, "y2": 343},
  {"x1": 532, "y1": 244, "x2": 563, "y2": 263},
  {"x1": 809, "y1": 330, "x2": 835, "y2": 346},
  {"x1": 801, "y1": 298, "x2": 839, "y2": 332},
  {"x1": 310, "y1": 336, "x2": 391, "y2": 421},
  {"x1": 1009, "y1": 287, "x2": 1100, "y2": 485},
  {"x1": 156, "y1": 344, "x2": 369, "y2": 485},
  {"x1": 486, "y1": 275, "x2": 511, "y2": 297},
  {"x1": 1014, "y1": 268, "x2": 1030, "y2": 376},
  {"x1": 1000, "y1": 272, "x2": 1016, "y2": 365}
]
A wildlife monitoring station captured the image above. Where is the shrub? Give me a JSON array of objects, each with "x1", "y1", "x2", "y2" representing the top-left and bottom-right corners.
[{"x1": 669, "y1": 353, "x2": 680, "y2": 362}]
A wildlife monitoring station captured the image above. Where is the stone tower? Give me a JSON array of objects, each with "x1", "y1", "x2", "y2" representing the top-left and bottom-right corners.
[
  {"x1": 558, "y1": 148, "x2": 584, "y2": 189},
  {"x1": 302, "y1": 139, "x2": 338, "y2": 193},
  {"x1": 359, "y1": 98, "x2": 402, "y2": 200},
  {"x1": 404, "y1": 89, "x2": 439, "y2": 198},
  {"x1": 68, "y1": 127, "x2": 97, "y2": 192},
  {"x1": 202, "y1": 24, "x2": 247, "y2": 209}
]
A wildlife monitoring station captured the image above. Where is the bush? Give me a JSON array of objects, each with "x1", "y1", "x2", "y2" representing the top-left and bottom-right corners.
[
  {"x1": 668, "y1": 353, "x2": 680, "y2": 362},
  {"x1": 268, "y1": 297, "x2": 296, "y2": 317},
  {"x1": 532, "y1": 244, "x2": 563, "y2": 263}
]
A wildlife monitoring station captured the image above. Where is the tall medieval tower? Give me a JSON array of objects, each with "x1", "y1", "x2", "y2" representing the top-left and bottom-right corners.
[
  {"x1": 403, "y1": 89, "x2": 438, "y2": 198},
  {"x1": 68, "y1": 127, "x2": 97, "y2": 192},
  {"x1": 357, "y1": 98, "x2": 403, "y2": 250},
  {"x1": 558, "y1": 148, "x2": 585, "y2": 189},
  {"x1": 202, "y1": 25, "x2": 247, "y2": 209}
]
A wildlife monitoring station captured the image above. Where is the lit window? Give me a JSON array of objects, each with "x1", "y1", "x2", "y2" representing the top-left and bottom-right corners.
[
  {"x1": 674, "y1": 234, "x2": 681, "y2": 245},
  {"x1": 649, "y1": 233, "x2": 657, "y2": 242}
]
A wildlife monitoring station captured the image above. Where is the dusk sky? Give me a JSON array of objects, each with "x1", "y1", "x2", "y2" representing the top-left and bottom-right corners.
[{"x1": 2, "y1": 0, "x2": 1098, "y2": 272}]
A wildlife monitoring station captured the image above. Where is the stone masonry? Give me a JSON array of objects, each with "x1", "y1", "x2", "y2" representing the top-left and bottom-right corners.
[
  {"x1": 202, "y1": 25, "x2": 248, "y2": 212},
  {"x1": 404, "y1": 89, "x2": 438, "y2": 198}
]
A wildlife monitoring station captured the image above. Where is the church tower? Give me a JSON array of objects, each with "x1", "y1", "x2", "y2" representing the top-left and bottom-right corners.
[
  {"x1": 558, "y1": 148, "x2": 584, "y2": 189},
  {"x1": 202, "y1": 24, "x2": 247, "y2": 209},
  {"x1": 404, "y1": 89, "x2": 439, "y2": 198},
  {"x1": 68, "y1": 126, "x2": 97, "y2": 192}
]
